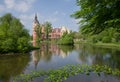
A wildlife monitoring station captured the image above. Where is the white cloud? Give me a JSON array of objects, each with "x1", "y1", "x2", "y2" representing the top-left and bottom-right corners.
[
  {"x1": 15, "y1": 1, "x2": 30, "y2": 13},
  {"x1": 4, "y1": 0, "x2": 36, "y2": 13},
  {"x1": 4, "y1": 0, "x2": 15, "y2": 8}
]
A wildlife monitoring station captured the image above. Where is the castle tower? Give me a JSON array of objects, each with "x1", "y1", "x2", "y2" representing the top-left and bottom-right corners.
[{"x1": 33, "y1": 14, "x2": 39, "y2": 46}]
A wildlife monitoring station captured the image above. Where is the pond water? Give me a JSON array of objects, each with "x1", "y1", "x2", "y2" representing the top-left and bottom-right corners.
[{"x1": 0, "y1": 44, "x2": 120, "y2": 82}]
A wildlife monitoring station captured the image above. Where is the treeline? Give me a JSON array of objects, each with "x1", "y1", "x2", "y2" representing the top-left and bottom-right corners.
[
  {"x1": 72, "y1": 0, "x2": 120, "y2": 43},
  {"x1": 0, "y1": 13, "x2": 32, "y2": 53}
]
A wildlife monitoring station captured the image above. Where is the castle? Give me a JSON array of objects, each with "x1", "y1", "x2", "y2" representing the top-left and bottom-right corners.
[{"x1": 32, "y1": 14, "x2": 70, "y2": 46}]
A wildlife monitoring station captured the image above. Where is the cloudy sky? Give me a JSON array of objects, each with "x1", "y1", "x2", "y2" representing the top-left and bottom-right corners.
[{"x1": 0, "y1": 0, "x2": 79, "y2": 34}]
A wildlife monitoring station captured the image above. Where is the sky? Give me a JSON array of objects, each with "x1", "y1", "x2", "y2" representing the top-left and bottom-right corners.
[{"x1": 0, "y1": 0, "x2": 80, "y2": 34}]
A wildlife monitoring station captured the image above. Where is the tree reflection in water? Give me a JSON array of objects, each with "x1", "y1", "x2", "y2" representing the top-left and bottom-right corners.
[
  {"x1": 74, "y1": 44, "x2": 120, "y2": 69},
  {"x1": 31, "y1": 44, "x2": 120, "y2": 70},
  {"x1": 0, "y1": 54, "x2": 30, "y2": 82},
  {"x1": 0, "y1": 44, "x2": 120, "y2": 82}
]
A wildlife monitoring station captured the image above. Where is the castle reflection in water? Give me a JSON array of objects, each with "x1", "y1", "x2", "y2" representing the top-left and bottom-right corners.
[{"x1": 31, "y1": 44, "x2": 72, "y2": 69}]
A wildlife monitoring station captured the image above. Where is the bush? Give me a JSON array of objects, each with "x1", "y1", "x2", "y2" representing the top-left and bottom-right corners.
[
  {"x1": 58, "y1": 33, "x2": 74, "y2": 45},
  {"x1": 58, "y1": 37, "x2": 74, "y2": 45},
  {"x1": 114, "y1": 32, "x2": 120, "y2": 42},
  {"x1": 102, "y1": 37, "x2": 111, "y2": 43},
  {"x1": 90, "y1": 35, "x2": 98, "y2": 43}
]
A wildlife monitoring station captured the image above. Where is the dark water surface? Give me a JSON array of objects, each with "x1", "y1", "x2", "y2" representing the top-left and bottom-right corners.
[{"x1": 0, "y1": 44, "x2": 120, "y2": 82}]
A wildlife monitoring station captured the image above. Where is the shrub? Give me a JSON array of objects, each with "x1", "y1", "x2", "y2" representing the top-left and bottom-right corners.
[
  {"x1": 90, "y1": 35, "x2": 98, "y2": 43},
  {"x1": 102, "y1": 37, "x2": 111, "y2": 43},
  {"x1": 114, "y1": 32, "x2": 120, "y2": 42},
  {"x1": 58, "y1": 33, "x2": 74, "y2": 45}
]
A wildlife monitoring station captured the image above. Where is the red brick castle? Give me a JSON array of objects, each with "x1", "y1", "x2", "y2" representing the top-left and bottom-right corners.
[{"x1": 32, "y1": 14, "x2": 70, "y2": 46}]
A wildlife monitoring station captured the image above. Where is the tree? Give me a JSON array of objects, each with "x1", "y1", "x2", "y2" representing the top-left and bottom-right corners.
[
  {"x1": 44, "y1": 21, "x2": 52, "y2": 40},
  {"x1": 35, "y1": 24, "x2": 42, "y2": 42},
  {"x1": 0, "y1": 13, "x2": 31, "y2": 53},
  {"x1": 72, "y1": 0, "x2": 120, "y2": 35}
]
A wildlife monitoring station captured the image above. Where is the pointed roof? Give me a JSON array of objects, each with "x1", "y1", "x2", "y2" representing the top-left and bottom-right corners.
[{"x1": 34, "y1": 13, "x2": 39, "y2": 24}]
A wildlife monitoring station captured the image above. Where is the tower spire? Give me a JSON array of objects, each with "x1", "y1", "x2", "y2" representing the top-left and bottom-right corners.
[
  {"x1": 34, "y1": 13, "x2": 39, "y2": 24},
  {"x1": 35, "y1": 13, "x2": 37, "y2": 20}
]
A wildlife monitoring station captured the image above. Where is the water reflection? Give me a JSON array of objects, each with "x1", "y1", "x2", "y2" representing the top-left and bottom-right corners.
[
  {"x1": 0, "y1": 44, "x2": 120, "y2": 82},
  {"x1": 31, "y1": 44, "x2": 120, "y2": 70},
  {"x1": 74, "y1": 44, "x2": 120, "y2": 69},
  {"x1": 0, "y1": 54, "x2": 30, "y2": 82},
  {"x1": 31, "y1": 44, "x2": 120, "y2": 82},
  {"x1": 31, "y1": 44, "x2": 74, "y2": 69}
]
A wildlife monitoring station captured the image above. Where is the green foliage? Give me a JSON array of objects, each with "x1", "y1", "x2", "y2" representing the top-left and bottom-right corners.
[
  {"x1": 35, "y1": 24, "x2": 42, "y2": 45},
  {"x1": 62, "y1": 31, "x2": 68, "y2": 38},
  {"x1": 74, "y1": 32, "x2": 84, "y2": 39},
  {"x1": 90, "y1": 35, "x2": 98, "y2": 43},
  {"x1": 44, "y1": 21, "x2": 52, "y2": 40},
  {"x1": 72, "y1": 0, "x2": 120, "y2": 42},
  {"x1": 102, "y1": 37, "x2": 111, "y2": 43},
  {"x1": 17, "y1": 37, "x2": 30, "y2": 52},
  {"x1": 114, "y1": 32, "x2": 120, "y2": 42},
  {"x1": 58, "y1": 32, "x2": 74, "y2": 45},
  {"x1": 14, "y1": 64, "x2": 120, "y2": 82},
  {"x1": 1, "y1": 38, "x2": 15, "y2": 52},
  {"x1": 0, "y1": 13, "x2": 31, "y2": 53},
  {"x1": 82, "y1": 28, "x2": 120, "y2": 43}
]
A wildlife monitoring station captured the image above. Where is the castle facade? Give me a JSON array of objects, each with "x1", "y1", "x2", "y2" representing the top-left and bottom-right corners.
[{"x1": 32, "y1": 14, "x2": 70, "y2": 46}]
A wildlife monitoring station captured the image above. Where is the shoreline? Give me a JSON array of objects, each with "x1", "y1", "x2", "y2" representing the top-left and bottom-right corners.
[
  {"x1": 0, "y1": 46, "x2": 40, "y2": 55},
  {"x1": 74, "y1": 41, "x2": 120, "y2": 50}
]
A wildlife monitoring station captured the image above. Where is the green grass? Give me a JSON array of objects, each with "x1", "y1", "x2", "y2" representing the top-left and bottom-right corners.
[
  {"x1": 95, "y1": 42, "x2": 120, "y2": 48},
  {"x1": 74, "y1": 41, "x2": 120, "y2": 49}
]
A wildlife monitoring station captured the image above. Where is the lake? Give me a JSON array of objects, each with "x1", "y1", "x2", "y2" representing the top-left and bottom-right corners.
[{"x1": 0, "y1": 44, "x2": 120, "y2": 82}]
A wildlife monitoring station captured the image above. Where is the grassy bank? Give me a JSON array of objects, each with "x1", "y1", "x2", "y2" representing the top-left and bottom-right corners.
[
  {"x1": 74, "y1": 41, "x2": 120, "y2": 49},
  {"x1": 95, "y1": 42, "x2": 120, "y2": 48}
]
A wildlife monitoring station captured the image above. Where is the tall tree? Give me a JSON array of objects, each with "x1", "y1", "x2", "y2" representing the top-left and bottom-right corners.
[
  {"x1": 72, "y1": 0, "x2": 120, "y2": 35},
  {"x1": 44, "y1": 21, "x2": 52, "y2": 40},
  {"x1": 35, "y1": 24, "x2": 42, "y2": 42},
  {"x1": 0, "y1": 13, "x2": 31, "y2": 53}
]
